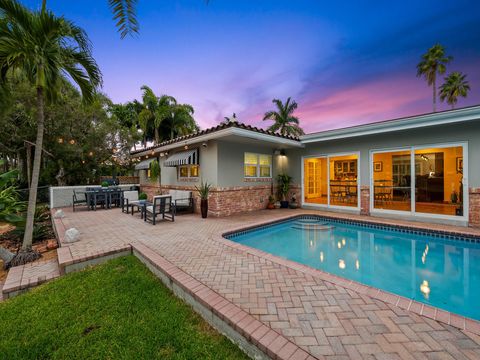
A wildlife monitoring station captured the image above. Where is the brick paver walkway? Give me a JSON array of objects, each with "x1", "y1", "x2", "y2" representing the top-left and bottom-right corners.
[{"x1": 57, "y1": 208, "x2": 480, "y2": 359}]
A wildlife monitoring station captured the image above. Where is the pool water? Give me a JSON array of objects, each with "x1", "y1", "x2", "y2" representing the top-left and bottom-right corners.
[{"x1": 228, "y1": 217, "x2": 480, "y2": 320}]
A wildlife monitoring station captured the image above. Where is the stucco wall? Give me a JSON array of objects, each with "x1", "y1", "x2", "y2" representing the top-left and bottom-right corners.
[
  {"x1": 286, "y1": 121, "x2": 480, "y2": 188},
  {"x1": 216, "y1": 140, "x2": 286, "y2": 187}
]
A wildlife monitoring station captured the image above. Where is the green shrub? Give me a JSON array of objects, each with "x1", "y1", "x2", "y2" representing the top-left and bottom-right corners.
[
  {"x1": 149, "y1": 160, "x2": 160, "y2": 181},
  {"x1": 101, "y1": 181, "x2": 109, "y2": 187},
  {"x1": 138, "y1": 192, "x2": 148, "y2": 200}
]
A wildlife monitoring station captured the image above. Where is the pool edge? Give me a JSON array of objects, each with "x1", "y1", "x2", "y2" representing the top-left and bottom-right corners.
[{"x1": 219, "y1": 212, "x2": 480, "y2": 336}]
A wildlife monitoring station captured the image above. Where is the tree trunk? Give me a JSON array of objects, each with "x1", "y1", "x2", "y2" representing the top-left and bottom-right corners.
[
  {"x1": 26, "y1": 143, "x2": 32, "y2": 188},
  {"x1": 155, "y1": 127, "x2": 160, "y2": 144},
  {"x1": 22, "y1": 87, "x2": 45, "y2": 251},
  {"x1": 433, "y1": 76, "x2": 436, "y2": 112}
]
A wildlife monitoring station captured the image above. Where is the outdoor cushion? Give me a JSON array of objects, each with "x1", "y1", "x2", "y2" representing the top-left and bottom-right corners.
[
  {"x1": 169, "y1": 190, "x2": 191, "y2": 206},
  {"x1": 123, "y1": 190, "x2": 138, "y2": 202}
]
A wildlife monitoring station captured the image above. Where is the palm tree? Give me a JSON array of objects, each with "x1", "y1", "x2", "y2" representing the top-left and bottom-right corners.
[
  {"x1": 139, "y1": 85, "x2": 177, "y2": 144},
  {"x1": 439, "y1": 72, "x2": 470, "y2": 109},
  {"x1": 263, "y1": 97, "x2": 305, "y2": 137},
  {"x1": 223, "y1": 113, "x2": 238, "y2": 124},
  {"x1": 169, "y1": 103, "x2": 196, "y2": 139},
  {"x1": 0, "y1": 0, "x2": 101, "y2": 265},
  {"x1": 416, "y1": 44, "x2": 452, "y2": 112}
]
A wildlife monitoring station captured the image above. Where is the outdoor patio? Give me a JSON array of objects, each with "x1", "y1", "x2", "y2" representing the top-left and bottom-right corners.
[{"x1": 35, "y1": 207, "x2": 479, "y2": 359}]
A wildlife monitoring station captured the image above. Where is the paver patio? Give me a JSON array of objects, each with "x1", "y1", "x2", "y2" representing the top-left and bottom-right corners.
[{"x1": 53, "y1": 207, "x2": 480, "y2": 359}]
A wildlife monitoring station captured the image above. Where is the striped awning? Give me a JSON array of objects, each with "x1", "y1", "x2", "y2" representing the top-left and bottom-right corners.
[
  {"x1": 164, "y1": 149, "x2": 198, "y2": 167},
  {"x1": 134, "y1": 158, "x2": 155, "y2": 170}
]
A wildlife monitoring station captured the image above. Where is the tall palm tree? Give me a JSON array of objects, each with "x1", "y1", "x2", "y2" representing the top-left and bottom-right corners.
[
  {"x1": 439, "y1": 72, "x2": 470, "y2": 109},
  {"x1": 139, "y1": 85, "x2": 177, "y2": 144},
  {"x1": 169, "y1": 103, "x2": 196, "y2": 139},
  {"x1": 223, "y1": 112, "x2": 238, "y2": 124},
  {"x1": 416, "y1": 44, "x2": 452, "y2": 112},
  {"x1": 263, "y1": 97, "x2": 305, "y2": 137},
  {"x1": 0, "y1": 0, "x2": 101, "y2": 265}
]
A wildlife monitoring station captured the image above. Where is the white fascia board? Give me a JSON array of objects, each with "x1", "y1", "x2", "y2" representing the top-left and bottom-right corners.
[{"x1": 301, "y1": 106, "x2": 480, "y2": 144}]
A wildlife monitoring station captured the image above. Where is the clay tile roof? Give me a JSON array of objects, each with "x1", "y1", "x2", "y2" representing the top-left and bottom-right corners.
[{"x1": 130, "y1": 121, "x2": 300, "y2": 155}]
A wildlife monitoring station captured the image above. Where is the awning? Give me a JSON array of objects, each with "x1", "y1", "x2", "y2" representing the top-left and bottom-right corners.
[
  {"x1": 135, "y1": 158, "x2": 155, "y2": 170},
  {"x1": 164, "y1": 149, "x2": 199, "y2": 167}
]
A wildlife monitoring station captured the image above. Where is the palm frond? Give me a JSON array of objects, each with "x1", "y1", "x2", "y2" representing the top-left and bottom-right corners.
[{"x1": 108, "y1": 0, "x2": 139, "y2": 39}]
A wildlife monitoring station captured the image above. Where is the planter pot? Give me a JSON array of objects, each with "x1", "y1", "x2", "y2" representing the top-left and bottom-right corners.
[
  {"x1": 200, "y1": 199, "x2": 208, "y2": 218},
  {"x1": 274, "y1": 201, "x2": 281, "y2": 209},
  {"x1": 289, "y1": 202, "x2": 298, "y2": 209},
  {"x1": 280, "y1": 201, "x2": 289, "y2": 208},
  {"x1": 267, "y1": 203, "x2": 275, "y2": 210}
]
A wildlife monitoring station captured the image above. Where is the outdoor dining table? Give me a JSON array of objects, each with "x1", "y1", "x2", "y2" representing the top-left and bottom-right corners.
[{"x1": 79, "y1": 188, "x2": 124, "y2": 210}]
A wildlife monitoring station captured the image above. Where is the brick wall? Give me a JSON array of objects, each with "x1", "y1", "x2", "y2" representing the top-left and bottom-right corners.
[
  {"x1": 360, "y1": 186, "x2": 370, "y2": 216},
  {"x1": 139, "y1": 183, "x2": 300, "y2": 217},
  {"x1": 469, "y1": 188, "x2": 480, "y2": 228}
]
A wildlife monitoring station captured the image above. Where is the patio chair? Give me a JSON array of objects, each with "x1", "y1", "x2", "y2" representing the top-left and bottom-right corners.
[
  {"x1": 72, "y1": 190, "x2": 88, "y2": 212},
  {"x1": 121, "y1": 190, "x2": 139, "y2": 213},
  {"x1": 169, "y1": 190, "x2": 194, "y2": 214},
  {"x1": 144, "y1": 195, "x2": 174, "y2": 225}
]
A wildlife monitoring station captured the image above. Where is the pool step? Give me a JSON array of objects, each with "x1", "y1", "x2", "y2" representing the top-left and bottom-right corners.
[{"x1": 291, "y1": 224, "x2": 334, "y2": 231}]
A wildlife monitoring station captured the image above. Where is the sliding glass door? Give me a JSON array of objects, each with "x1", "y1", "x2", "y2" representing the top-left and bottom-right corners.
[
  {"x1": 371, "y1": 144, "x2": 466, "y2": 218},
  {"x1": 303, "y1": 154, "x2": 359, "y2": 208}
]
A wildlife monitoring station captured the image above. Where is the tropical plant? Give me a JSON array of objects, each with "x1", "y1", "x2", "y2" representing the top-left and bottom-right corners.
[
  {"x1": 0, "y1": 170, "x2": 24, "y2": 225},
  {"x1": 149, "y1": 159, "x2": 160, "y2": 181},
  {"x1": 263, "y1": 98, "x2": 305, "y2": 137},
  {"x1": 138, "y1": 192, "x2": 147, "y2": 200},
  {"x1": 169, "y1": 103, "x2": 197, "y2": 140},
  {"x1": 139, "y1": 85, "x2": 177, "y2": 144},
  {"x1": 277, "y1": 174, "x2": 292, "y2": 201},
  {"x1": 101, "y1": 181, "x2": 109, "y2": 187},
  {"x1": 223, "y1": 112, "x2": 238, "y2": 124},
  {"x1": 416, "y1": 44, "x2": 453, "y2": 112},
  {"x1": 0, "y1": 0, "x2": 102, "y2": 264},
  {"x1": 195, "y1": 180, "x2": 211, "y2": 200},
  {"x1": 439, "y1": 72, "x2": 470, "y2": 109}
]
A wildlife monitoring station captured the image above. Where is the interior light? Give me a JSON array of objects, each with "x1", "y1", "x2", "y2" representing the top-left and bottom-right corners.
[{"x1": 338, "y1": 259, "x2": 346, "y2": 270}]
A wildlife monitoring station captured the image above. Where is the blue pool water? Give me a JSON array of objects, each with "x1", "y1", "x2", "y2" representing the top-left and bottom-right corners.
[{"x1": 227, "y1": 217, "x2": 480, "y2": 320}]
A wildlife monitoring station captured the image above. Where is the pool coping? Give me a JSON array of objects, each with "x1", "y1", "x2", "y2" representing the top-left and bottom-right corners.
[{"x1": 220, "y1": 212, "x2": 480, "y2": 336}]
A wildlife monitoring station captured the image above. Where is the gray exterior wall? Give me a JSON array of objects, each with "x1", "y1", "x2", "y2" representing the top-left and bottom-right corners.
[
  {"x1": 216, "y1": 140, "x2": 284, "y2": 187},
  {"x1": 158, "y1": 142, "x2": 218, "y2": 186},
  {"x1": 285, "y1": 121, "x2": 480, "y2": 188}
]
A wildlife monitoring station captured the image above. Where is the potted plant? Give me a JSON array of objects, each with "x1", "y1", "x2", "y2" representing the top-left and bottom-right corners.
[
  {"x1": 289, "y1": 193, "x2": 298, "y2": 209},
  {"x1": 138, "y1": 192, "x2": 148, "y2": 203},
  {"x1": 277, "y1": 174, "x2": 292, "y2": 208},
  {"x1": 101, "y1": 180, "x2": 109, "y2": 188},
  {"x1": 267, "y1": 195, "x2": 275, "y2": 210},
  {"x1": 195, "y1": 180, "x2": 211, "y2": 218},
  {"x1": 149, "y1": 159, "x2": 160, "y2": 182}
]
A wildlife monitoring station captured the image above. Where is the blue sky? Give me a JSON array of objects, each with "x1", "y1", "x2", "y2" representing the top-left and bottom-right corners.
[{"x1": 24, "y1": 0, "x2": 480, "y2": 132}]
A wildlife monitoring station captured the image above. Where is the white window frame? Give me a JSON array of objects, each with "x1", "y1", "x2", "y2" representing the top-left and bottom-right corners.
[
  {"x1": 369, "y1": 141, "x2": 468, "y2": 222},
  {"x1": 301, "y1": 151, "x2": 361, "y2": 211},
  {"x1": 244, "y1": 152, "x2": 272, "y2": 179},
  {"x1": 178, "y1": 164, "x2": 200, "y2": 179}
]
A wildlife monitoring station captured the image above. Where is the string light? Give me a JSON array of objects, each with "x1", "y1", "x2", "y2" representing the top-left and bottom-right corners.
[{"x1": 57, "y1": 138, "x2": 64, "y2": 144}]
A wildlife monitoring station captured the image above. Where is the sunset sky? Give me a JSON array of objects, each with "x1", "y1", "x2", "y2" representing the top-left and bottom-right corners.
[{"x1": 25, "y1": 0, "x2": 480, "y2": 133}]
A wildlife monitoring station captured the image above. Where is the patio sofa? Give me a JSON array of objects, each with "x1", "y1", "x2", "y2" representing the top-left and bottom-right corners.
[{"x1": 168, "y1": 190, "x2": 194, "y2": 214}]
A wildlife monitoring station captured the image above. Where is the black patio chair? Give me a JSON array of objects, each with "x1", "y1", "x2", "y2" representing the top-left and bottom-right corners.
[
  {"x1": 72, "y1": 190, "x2": 88, "y2": 212},
  {"x1": 144, "y1": 195, "x2": 174, "y2": 225}
]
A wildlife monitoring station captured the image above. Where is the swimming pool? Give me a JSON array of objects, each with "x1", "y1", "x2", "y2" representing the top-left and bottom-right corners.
[{"x1": 226, "y1": 216, "x2": 480, "y2": 320}]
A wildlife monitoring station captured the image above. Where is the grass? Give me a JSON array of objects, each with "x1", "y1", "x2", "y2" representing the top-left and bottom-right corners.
[{"x1": 0, "y1": 256, "x2": 249, "y2": 359}]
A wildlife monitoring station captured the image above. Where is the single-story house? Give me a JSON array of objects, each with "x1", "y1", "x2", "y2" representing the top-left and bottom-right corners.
[{"x1": 131, "y1": 105, "x2": 480, "y2": 228}]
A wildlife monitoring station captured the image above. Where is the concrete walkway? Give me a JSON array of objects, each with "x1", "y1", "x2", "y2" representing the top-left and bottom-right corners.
[{"x1": 50, "y1": 207, "x2": 480, "y2": 359}]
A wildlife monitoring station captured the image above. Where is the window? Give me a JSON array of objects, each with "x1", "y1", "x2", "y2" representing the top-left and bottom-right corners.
[
  {"x1": 244, "y1": 153, "x2": 272, "y2": 178},
  {"x1": 178, "y1": 165, "x2": 199, "y2": 179}
]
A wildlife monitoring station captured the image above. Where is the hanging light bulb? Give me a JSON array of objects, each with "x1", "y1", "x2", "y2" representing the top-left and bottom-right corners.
[
  {"x1": 69, "y1": 139, "x2": 76, "y2": 145},
  {"x1": 57, "y1": 137, "x2": 64, "y2": 144}
]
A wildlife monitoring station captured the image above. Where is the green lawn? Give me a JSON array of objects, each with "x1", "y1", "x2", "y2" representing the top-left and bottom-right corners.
[{"x1": 0, "y1": 256, "x2": 249, "y2": 359}]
